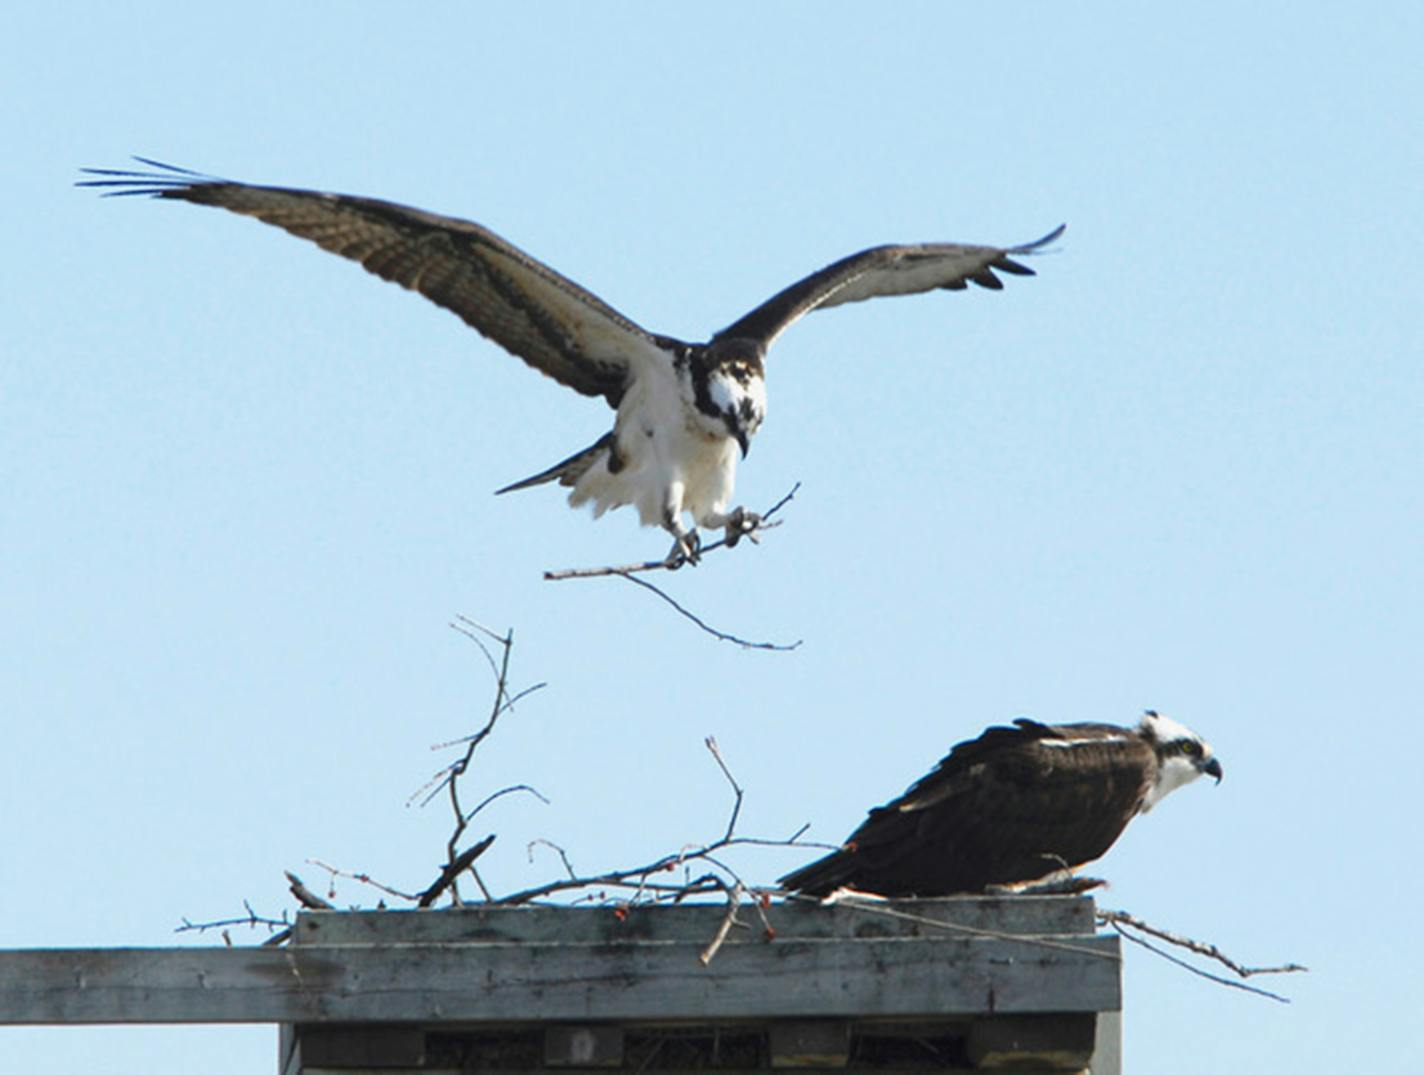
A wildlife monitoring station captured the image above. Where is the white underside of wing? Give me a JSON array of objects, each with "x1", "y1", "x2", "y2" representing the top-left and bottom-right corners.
[
  {"x1": 566, "y1": 343, "x2": 739, "y2": 530},
  {"x1": 818, "y1": 246, "x2": 995, "y2": 309}
]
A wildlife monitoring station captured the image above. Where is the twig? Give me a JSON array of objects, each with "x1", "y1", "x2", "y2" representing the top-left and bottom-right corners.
[
  {"x1": 704, "y1": 737, "x2": 743, "y2": 840},
  {"x1": 493, "y1": 742, "x2": 831, "y2": 907},
  {"x1": 542, "y1": 487, "x2": 803, "y2": 649},
  {"x1": 464, "y1": 783, "x2": 550, "y2": 822},
  {"x1": 469, "y1": 866, "x2": 494, "y2": 902},
  {"x1": 285, "y1": 870, "x2": 334, "y2": 910},
  {"x1": 751, "y1": 889, "x2": 777, "y2": 941},
  {"x1": 307, "y1": 858, "x2": 420, "y2": 903},
  {"x1": 448, "y1": 615, "x2": 507, "y2": 681},
  {"x1": 781, "y1": 894, "x2": 1121, "y2": 964},
  {"x1": 544, "y1": 483, "x2": 801, "y2": 581},
  {"x1": 418, "y1": 834, "x2": 497, "y2": 908},
  {"x1": 175, "y1": 900, "x2": 291, "y2": 944},
  {"x1": 1098, "y1": 909, "x2": 1307, "y2": 981},
  {"x1": 528, "y1": 838, "x2": 580, "y2": 880},
  {"x1": 1107, "y1": 921, "x2": 1295, "y2": 1003},
  {"x1": 699, "y1": 882, "x2": 746, "y2": 965},
  {"x1": 618, "y1": 573, "x2": 802, "y2": 651},
  {"x1": 416, "y1": 622, "x2": 545, "y2": 904}
]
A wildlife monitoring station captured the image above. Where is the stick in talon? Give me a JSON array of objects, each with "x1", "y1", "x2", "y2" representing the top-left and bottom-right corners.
[
  {"x1": 722, "y1": 507, "x2": 762, "y2": 548},
  {"x1": 543, "y1": 483, "x2": 800, "y2": 581},
  {"x1": 664, "y1": 528, "x2": 701, "y2": 567}
]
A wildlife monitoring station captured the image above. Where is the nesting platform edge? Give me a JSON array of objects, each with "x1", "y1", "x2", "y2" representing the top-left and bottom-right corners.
[{"x1": 0, "y1": 896, "x2": 1120, "y2": 1073}]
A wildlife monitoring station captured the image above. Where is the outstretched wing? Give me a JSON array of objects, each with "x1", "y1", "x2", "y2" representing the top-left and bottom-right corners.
[
  {"x1": 78, "y1": 158, "x2": 665, "y2": 407},
  {"x1": 715, "y1": 225, "x2": 1064, "y2": 351}
]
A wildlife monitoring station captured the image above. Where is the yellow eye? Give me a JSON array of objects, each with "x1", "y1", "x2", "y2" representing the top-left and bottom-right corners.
[{"x1": 1182, "y1": 740, "x2": 1202, "y2": 757}]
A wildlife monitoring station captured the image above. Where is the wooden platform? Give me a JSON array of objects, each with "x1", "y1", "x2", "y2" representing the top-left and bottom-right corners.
[{"x1": 0, "y1": 896, "x2": 1120, "y2": 1074}]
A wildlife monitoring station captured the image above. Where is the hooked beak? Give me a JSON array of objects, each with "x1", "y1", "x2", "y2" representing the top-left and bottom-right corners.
[
  {"x1": 735, "y1": 428, "x2": 750, "y2": 458},
  {"x1": 1201, "y1": 756, "x2": 1223, "y2": 784}
]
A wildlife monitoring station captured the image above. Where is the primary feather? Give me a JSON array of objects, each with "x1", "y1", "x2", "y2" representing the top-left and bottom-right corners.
[{"x1": 80, "y1": 158, "x2": 1061, "y2": 561}]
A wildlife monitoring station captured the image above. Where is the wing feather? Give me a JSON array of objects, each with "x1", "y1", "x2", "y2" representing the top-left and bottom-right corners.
[
  {"x1": 715, "y1": 225, "x2": 1064, "y2": 351},
  {"x1": 79, "y1": 159, "x2": 664, "y2": 407},
  {"x1": 779, "y1": 717, "x2": 1152, "y2": 897}
]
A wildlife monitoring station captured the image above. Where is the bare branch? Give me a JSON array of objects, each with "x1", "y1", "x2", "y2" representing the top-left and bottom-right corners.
[
  {"x1": 705, "y1": 736, "x2": 744, "y2": 841},
  {"x1": 469, "y1": 866, "x2": 494, "y2": 902},
  {"x1": 1098, "y1": 909, "x2": 1308, "y2": 983},
  {"x1": 751, "y1": 889, "x2": 777, "y2": 941},
  {"x1": 404, "y1": 622, "x2": 548, "y2": 905},
  {"x1": 544, "y1": 483, "x2": 801, "y2": 581},
  {"x1": 541, "y1": 487, "x2": 804, "y2": 648},
  {"x1": 418, "y1": 833, "x2": 497, "y2": 908},
  {"x1": 619, "y1": 573, "x2": 802, "y2": 650},
  {"x1": 493, "y1": 743, "x2": 833, "y2": 907},
  {"x1": 285, "y1": 870, "x2": 334, "y2": 910},
  {"x1": 465, "y1": 783, "x2": 550, "y2": 823},
  {"x1": 175, "y1": 900, "x2": 292, "y2": 945},
  {"x1": 307, "y1": 858, "x2": 420, "y2": 904},
  {"x1": 699, "y1": 882, "x2": 746, "y2": 965},
  {"x1": 1106, "y1": 920, "x2": 1295, "y2": 1003},
  {"x1": 786, "y1": 895, "x2": 1121, "y2": 964},
  {"x1": 527, "y1": 838, "x2": 580, "y2": 880},
  {"x1": 448, "y1": 615, "x2": 506, "y2": 682}
]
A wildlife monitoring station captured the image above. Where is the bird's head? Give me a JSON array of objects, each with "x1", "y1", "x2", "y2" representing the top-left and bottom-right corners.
[
  {"x1": 698, "y1": 338, "x2": 766, "y2": 456},
  {"x1": 1137, "y1": 710, "x2": 1222, "y2": 812}
]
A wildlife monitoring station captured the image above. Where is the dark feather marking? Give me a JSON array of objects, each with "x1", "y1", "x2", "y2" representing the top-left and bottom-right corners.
[
  {"x1": 495, "y1": 433, "x2": 614, "y2": 495},
  {"x1": 78, "y1": 160, "x2": 644, "y2": 408},
  {"x1": 779, "y1": 719, "x2": 1155, "y2": 897},
  {"x1": 995, "y1": 257, "x2": 1035, "y2": 276},
  {"x1": 713, "y1": 224, "x2": 1064, "y2": 351}
]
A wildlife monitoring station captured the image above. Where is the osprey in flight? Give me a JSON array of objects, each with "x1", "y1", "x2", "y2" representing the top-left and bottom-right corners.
[
  {"x1": 81, "y1": 159, "x2": 1062, "y2": 562},
  {"x1": 780, "y1": 711, "x2": 1222, "y2": 898}
]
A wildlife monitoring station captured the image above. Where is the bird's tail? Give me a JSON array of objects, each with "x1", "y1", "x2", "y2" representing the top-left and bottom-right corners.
[
  {"x1": 778, "y1": 848, "x2": 857, "y2": 898},
  {"x1": 495, "y1": 433, "x2": 614, "y2": 495}
]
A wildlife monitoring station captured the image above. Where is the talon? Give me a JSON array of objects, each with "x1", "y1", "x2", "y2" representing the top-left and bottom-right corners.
[
  {"x1": 723, "y1": 507, "x2": 762, "y2": 548},
  {"x1": 665, "y1": 530, "x2": 701, "y2": 568}
]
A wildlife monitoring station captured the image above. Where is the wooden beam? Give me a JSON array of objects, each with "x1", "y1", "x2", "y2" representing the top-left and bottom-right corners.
[
  {"x1": 293, "y1": 1069, "x2": 1086, "y2": 1075},
  {"x1": 291, "y1": 897, "x2": 1095, "y2": 948},
  {"x1": 0, "y1": 933, "x2": 1118, "y2": 1026}
]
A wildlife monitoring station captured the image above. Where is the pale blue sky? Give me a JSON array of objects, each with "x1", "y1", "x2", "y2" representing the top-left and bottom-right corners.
[{"x1": 3, "y1": 3, "x2": 1421, "y2": 1072}]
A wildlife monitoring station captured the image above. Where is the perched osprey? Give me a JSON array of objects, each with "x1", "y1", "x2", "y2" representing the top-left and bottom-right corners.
[
  {"x1": 80, "y1": 159, "x2": 1062, "y2": 562},
  {"x1": 780, "y1": 711, "x2": 1222, "y2": 898}
]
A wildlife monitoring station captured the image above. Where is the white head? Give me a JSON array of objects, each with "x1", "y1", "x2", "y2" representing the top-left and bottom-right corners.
[
  {"x1": 1137, "y1": 710, "x2": 1222, "y2": 812},
  {"x1": 695, "y1": 338, "x2": 766, "y2": 455}
]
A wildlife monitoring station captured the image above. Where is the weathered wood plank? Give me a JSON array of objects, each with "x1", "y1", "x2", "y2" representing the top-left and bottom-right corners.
[
  {"x1": 292, "y1": 897, "x2": 1095, "y2": 948},
  {"x1": 297, "y1": 1070, "x2": 1085, "y2": 1075},
  {"x1": 0, "y1": 934, "x2": 1118, "y2": 1025}
]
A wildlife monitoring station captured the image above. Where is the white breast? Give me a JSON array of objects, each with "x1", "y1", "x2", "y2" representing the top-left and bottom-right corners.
[{"x1": 565, "y1": 352, "x2": 740, "y2": 530}]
